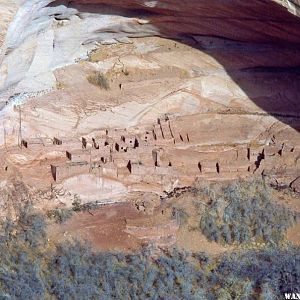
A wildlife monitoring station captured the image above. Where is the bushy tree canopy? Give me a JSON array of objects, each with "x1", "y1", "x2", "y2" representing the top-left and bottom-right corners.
[
  {"x1": 0, "y1": 202, "x2": 298, "y2": 299},
  {"x1": 199, "y1": 180, "x2": 297, "y2": 245}
]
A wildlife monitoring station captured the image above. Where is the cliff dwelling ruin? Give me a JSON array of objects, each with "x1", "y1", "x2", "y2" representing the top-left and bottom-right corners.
[{"x1": 0, "y1": 0, "x2": 299, "y2": 255}]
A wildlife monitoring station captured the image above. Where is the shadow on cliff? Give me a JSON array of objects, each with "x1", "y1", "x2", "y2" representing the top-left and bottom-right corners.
[
  {"x1": 177, "y1": 39, "x2": 300, "y2": 130},
  {"x1": 51, "y1": 0, "x2": 300, "y2": 132},
  {"x1": 151, "y1": 0, "x2": 300, "y2": 133}
]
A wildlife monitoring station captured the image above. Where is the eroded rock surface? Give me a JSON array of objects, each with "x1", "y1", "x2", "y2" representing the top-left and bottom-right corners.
[
  {"x1": 0, "y1": 1, "x2": 299, "y2": 233},
  {"x1": 0, "y1": 0, "x2": 299, "y2": 96}
]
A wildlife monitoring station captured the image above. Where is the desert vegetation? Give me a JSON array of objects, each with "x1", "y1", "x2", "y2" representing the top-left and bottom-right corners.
[
  {"x1": 199, "y1": 180, "x2": 297, "y2": 245},
  {"x1": 171, "y1": 207, "x2": 189, "y2": 225},
  {"x1": 87, "y1": 71, "x2": 110, "y2": 90},
  {"x1": 167, "y1": 180, "x2": 298, "y2": 246},
  {"x1": 0, "y1": 202, "x2": 299, "y2": 299},
  {"x1": 46, "y1": 196, "x2": 107, "y2": 224},
  {"x1": 47, "y1": 207, "x2": 73, "y2": 224}
]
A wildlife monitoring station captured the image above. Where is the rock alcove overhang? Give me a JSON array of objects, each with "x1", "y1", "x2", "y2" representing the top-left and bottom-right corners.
[{"x1": 0, "y1": 0, "x2": 300, "y2": 129}]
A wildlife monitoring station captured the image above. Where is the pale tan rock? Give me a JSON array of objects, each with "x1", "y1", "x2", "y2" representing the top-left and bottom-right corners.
[{"x1": 0, "y1": 0, "x2": 299, "y2": 214}]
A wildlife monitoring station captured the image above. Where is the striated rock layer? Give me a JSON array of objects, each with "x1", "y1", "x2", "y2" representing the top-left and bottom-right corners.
[
  {"x1": 0, "y1": 0, "x2": 299, "y2": 212},
  {"x1": 0, "y1": 0, "x2": 299, "y2": 97}
]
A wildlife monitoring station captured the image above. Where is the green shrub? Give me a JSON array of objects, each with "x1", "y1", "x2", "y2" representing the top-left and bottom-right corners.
[
  {"x1": 47, "y1": 208, "x2": 73, "y2": 224},
  {"x1": 172, "y1": 207, "x2": 189, "y2": 225},
  {"x1": 0, "y1": 203, "x2": 299, "y2": 299},
  {"x1": 199, "y1": 180, "x2": 297, "y2": 245},
  {"x1": 87, "y1": 71, "x2": 110, "y2": 90},
  {"x1": 72, "y1": 195, "x2": 82, "y2": 212}
]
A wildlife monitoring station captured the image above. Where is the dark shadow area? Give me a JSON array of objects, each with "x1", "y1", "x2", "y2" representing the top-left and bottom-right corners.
[
  {"x1": 50, "y1": 0, "x2": 300, "y2": 132},
  {"x1": 184, "y1": 38, "x2": 300, "y2": 131},
  {"x1": 152, "y1": 0, "x2": 300, "y2": 132}
]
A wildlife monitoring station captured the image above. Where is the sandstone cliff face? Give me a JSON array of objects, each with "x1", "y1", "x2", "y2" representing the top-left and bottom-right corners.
[
  {"x1": 0, "y1": 1, "x2": 299, "y2": 208},
  {"x1": 0, "y1": 0, "x2": 299, "y2": 98},
  {"x1": 276, "y1": 0, "x2": 300, "y2": 15}
]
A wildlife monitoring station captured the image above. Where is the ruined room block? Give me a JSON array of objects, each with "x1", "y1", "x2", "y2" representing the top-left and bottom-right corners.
[
  {"x1": 51, "y1": 162, "x2": 90, "y2": 182},
  {"x1": 81, "y1": 137, "x2": 93, "y2": 149},
  {"x1": 217, "y1": 163, "x2": 238, "y2": 173},
  {"x1": 256, "y1": 159, "x2": 276, "y2": 175},
  {"x1": 193, "y1": 151, "x2": 217, "y2": 163},
  {"x1": 160, "y1": 123, "x2": 173, "y2": 140},
  {"x1": 152, "y1": 149, "x2": 172, "y2": 167},
  {"x1": 293, "y1": 147, "x2": 300, "y2": 159},
  {"x1": 42, "y1": 138, "x2": 54, "y2": 147},
  {"x1": 81, "y1": 137, "x2": 88, "y2": 149},
  {"x1": 281, "y1": 145, "x2": 300, "y2": 160},
  {"x1": 114, "y1": 141, "x2": 128, "y2": 152},
  {"x1": 274, "y1": 176, "x2": 295, "y2": 188},
  {"x1": 152, "y1": 149, "x2": 159, "y2": 167},
  {"x1": 205, "y1": 172, "x2": 239, "y2": 181},
  {"x1": 221, "y1": 155, "x2": 250, "y2": 172},
  {"x1": 53, "y1": 137, "x2": 82, "y2": 149},
  {"x1": 125, "y1": 174, "x2": 143, "y2": 183},
  {"x1": 66, "y1": 149, "x2": 91, "y2": 162},
  {"x1": 260, "y1": 166, "x2": 281, "y2": 177},
  {"x1": 168, "y1": 121, "x2": 190, "y2": 144},
  {"x1": 176, "y1": 132, "x2": 191, "y2": 143},
  {"x1": 166, "y1": 156, "x2": 193, "y2": 168},
  {"x1": 153, "y1": 124, "x2": 164, "y2": 140},
  {"x1": 281, "y1": 144, "x2": 296, "y2": 154},
  {"x1": 249, "y1": 147, "x2": 264, "y2": 163},
  {"x1": 231, "y1": 155, "x2": 250, "y2": 166},
  {"x1": 98, "y1": 144, "x2": 112, "y2": 154},
  {"x1": 94, "y1": 129, "x2": 107, "y2": 137},
  {"x1": 137, "y1": 137, "x2": 149, "y2": 147},
  {"x1": 237, "y1": 147, "x2": 250, "y2": 161},
  {"x1": 90, "y1": 148, "x2": 111, "y2": 163},
  {"x1": 102, "y1": 162, "x2": 118, "y2": 178},
  {"x1": 106, "y1": 128, "x2": 127, "y2": 138},
  {"x1": 157, "y1": 116, "x2": 169, "y2": 124},
  {"x1": 153, "y1": 138, "x2": 175, "y2": 147},
  {"x1": 113, "y1": 158, "x2": 130, "y2": 168},
  {"x1": 126, "y1": 146, "x2": 154, "y2": 156},
  {"x1": 92, "y1": 136, "x2": 110, "y2": 149},
  {"x1": 95, "y1": 145, "x2": 111, "y2": 160},
  {"x1": 219, "y1": 150, "x2": 238, "y2": 163},
  {"x1": 124, "y1": 157, "x2": 140, "y2": 166},
  {"x1": 154, "y1": 166, "x2": 173, "y2": 175},
  {"x1": 233, "y1": 159, "x2": 252, "y2": 172},
  {"x1": 137, "y1": 130, "x2": 155, "y2": 146},
  {"x1": 53, "y1": 137, "x2": 63, "y2": 145},
  {"x1": 236, "y1": 153, "x2": 251, "y2": 167},
  {"x1": 201, "y1": 161, "x2": 219, "y2": 174},
  {"x1": 21, "y1": 137, "x2": 54, "y2": 149},
  {"x1": 142, "y1": 174, "x2": 164, "y2": 184},
  {"x1": 174, "y1": 163, "x2": 204, "y2": 175},
  {"x1": 130, "y1": 163, "x2": 155, "y2": 176},
  {"x1": 112, "y1": 148, "x2": 152, "y2": 164},
  {"x1": 117, "y1": 166, "x2": 131, "y2": 178},
  {"x1": 121, "y1": 134, "x2": 139, "y2": 148},
  {"x1": 21, "y1": 138, "x2": 45, "y2": 148},
  {"x1": 248, "y1": 164, "x2": 259, "y2": 173},
  {"x1": 112, "y1": 151, "x2": 133, "y2": 162},
  {"x1": 237, "y1": 166, "x2": 251, "y2": 173},
  {"x1": 90, "y1": 161, "x2": 102, "y2": 169},
  {"x1": 90, "y1": 164, "x2": 104, "y2": 176},
  {"x1": 291, "y1": 177, "x2": 300, "y2": 193},
  {"x1": 264, "y1": 144, "x2": 281, "y2": 157},
  {"x1": 279, "y1": 166, "x2": 300, "y2": 177},
  {"x1": 139, "y1": 152, "x2": 156, "y2": 166}
]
